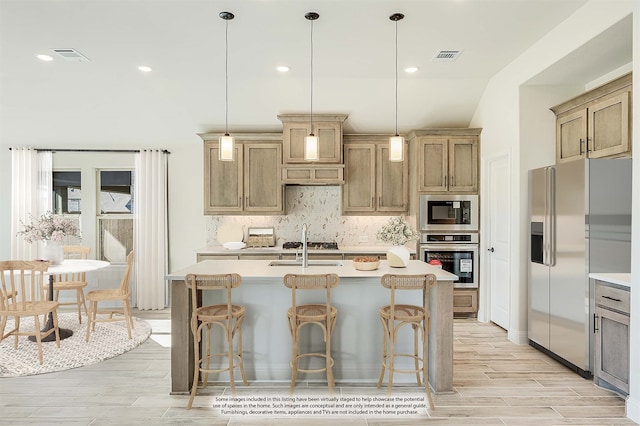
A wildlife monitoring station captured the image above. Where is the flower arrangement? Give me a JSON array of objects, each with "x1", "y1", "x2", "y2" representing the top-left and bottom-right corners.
[
  {"x1": 17, "y1": 212, "x2": 81, "y2": 243},
  {"x1": 376, "y1": 216, "x2": 420, "y2": 246}
]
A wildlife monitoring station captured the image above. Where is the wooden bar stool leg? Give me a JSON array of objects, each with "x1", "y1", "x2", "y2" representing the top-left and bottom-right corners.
[
  {"x1": 387, "y1": 322, "x2": 395, "y2": 395},
  {"x1": 187, "y1": 320, "x2": 200, "y2": 410},
  {"x1": 227, "y1": 324, "x2": 236, "y2": 395},
  {"x1": 377, "y1": 316, "x2": 388, "y2": 388},
  {"x1": 237, "y1": 317, "x2": 248, "y2": 385},
  {"x1": 414, "y1": 324, "x2": 422, "y2": 386},
  {"x1": 289, "y1": 322, "x2": 299, "y2": 394},
  {"x1": 326, "y1": 317, "x2": 335, "y2": 392}
]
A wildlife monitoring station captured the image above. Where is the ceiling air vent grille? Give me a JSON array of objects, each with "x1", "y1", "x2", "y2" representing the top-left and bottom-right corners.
[
  {"x1": 432, "y1": 50, "x2": 462, "y2": 61},
  {"x1": 50, "y1": 48, "x2": 90, "y2": 62}
]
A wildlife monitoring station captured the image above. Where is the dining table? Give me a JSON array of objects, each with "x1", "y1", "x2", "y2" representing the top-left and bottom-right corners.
[{"x1": 29, "y1": 259, "x2": 110, "y2": 342}]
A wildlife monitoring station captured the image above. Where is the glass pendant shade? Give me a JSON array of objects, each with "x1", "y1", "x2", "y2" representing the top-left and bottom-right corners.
[
  {"x1": 304, "y1": 134, "x2": 319, "y2": 161},
  {"x1": 389, "y1": 135, "x2": 405, "y2": 162},
  {"x1": 219, "y1": 134, "x2": 235, "y2": 161}
]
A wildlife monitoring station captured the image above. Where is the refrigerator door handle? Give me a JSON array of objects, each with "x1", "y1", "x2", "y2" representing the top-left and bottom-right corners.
[
  {"x1": 548, "y1": 167, "x2": 556, "y2": 266},
  {"x1": 543, "y1": 167, "x2": 556, "y2": 266}
]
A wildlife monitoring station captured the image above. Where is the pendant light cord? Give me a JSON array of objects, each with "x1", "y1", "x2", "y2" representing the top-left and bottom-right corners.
[
  {"x1": 224, "y1": 18, "x2": 229, "y2": 136},
  {"x1": 309, "y1": 18, "x2": 314, "y2": 134},
  {"x1": 394, "y1": 18, "x2": 399, "y2": 137}
]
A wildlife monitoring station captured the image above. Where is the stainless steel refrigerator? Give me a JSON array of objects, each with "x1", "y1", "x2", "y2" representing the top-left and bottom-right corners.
[{"x1": 528, "y1": 158, "x2": 632, "y2": 377}]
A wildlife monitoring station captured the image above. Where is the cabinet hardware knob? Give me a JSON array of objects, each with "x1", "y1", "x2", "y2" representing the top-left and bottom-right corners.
[
  {"x1": 444, "y1": 175, "x2": 447, "y2": 188},
  {"x1": 602, "y1": 295, "x2": 621, "y2": 303},
  {"x1": 488, "y1": 247, "x2": 495, "y2": 253},
  {"x1": 586, "y1": 137, "x2": 591, "y2": 152},
  {"x1": 238, "y1": 196, "x2": 241, "y2": 207},
  {"x1": 593, "y1": 313, "x2": 599, "y2": 333},
  {"x1": 579, "y1": 138, "x2": 584, "y2": 155},
  {"x1": 451, "y1": 176, "x2": 455, "y2": 187}
]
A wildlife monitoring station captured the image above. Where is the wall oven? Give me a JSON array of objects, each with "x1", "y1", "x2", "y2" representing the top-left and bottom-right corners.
[
  {"x1": 419, "y1": 194, "x2": 478, "y2": 232},
  {"x1": 420, "y1": 233, "x2": 479, "y2": 288}
]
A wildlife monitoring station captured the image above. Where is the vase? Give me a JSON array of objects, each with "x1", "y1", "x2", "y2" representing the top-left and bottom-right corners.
[
  {"x1": 386, "y1": 245, "x2": 410, "y2": 268},
  {"x1": 41, "y1": 240, "x2": 64, "y2": 265}
]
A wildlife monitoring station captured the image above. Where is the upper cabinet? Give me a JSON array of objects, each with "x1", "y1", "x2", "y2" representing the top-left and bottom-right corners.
[
  {"x1": 551, "y1": 73, "x2": 632, "y2": 164},
  {"x1": 201, "y1": 133, "x2": 284, "y2": 215},
  {"x1": 342, "y1": 135, "x2": 408, "y2": 215},
  {"x1": 278, "y1": 114, "x2": 348, "y2": 163},
  {"x1": 408, "y1": 129, "x2": 481, "y2": 194}
]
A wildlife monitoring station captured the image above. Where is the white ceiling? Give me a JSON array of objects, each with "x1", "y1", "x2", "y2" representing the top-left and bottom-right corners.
[{"x1": 0, "y1": 0, "x2": 633, "y2": 146}]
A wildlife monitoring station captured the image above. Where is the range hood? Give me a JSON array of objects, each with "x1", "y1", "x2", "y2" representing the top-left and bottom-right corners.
[{"x1": 281, "y1": 164, "x2": 344, "y2": 185}]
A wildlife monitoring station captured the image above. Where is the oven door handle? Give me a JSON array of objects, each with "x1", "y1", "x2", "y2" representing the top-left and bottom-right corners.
[{"x1": 421, "y1": 244, "x2": 479, "y2": 251}]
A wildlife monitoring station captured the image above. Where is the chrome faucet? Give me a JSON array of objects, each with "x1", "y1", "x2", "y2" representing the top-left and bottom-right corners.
[{"x1": 301, "y1": 223, "x2": 309, "y2": 268}]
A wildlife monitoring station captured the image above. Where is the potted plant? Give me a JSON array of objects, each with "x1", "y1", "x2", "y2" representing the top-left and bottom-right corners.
[
  {"x1": 376, "y1": 216, "x2": 420, "y2": 267},
  {"x1": 17, "y1": 212, "x2": 81, "y2": 264}
]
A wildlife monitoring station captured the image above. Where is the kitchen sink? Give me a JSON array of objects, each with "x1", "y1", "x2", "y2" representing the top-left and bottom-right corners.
[{"x1": 268, "y1": 260, "x2": 344, "y2": 267}]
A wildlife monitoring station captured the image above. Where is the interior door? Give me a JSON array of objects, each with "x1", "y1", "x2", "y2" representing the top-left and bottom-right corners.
[{"x1": 487, "y1": 154, "x2": 510, "y2": 330}]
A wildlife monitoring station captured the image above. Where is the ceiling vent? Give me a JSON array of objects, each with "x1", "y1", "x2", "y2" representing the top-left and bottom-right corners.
[
  {"x1": 432, "y1": 50, "x2": 462, "y2": 62},
  {"x1": 50, "y1": 48, "x2": 90, "y2": 62}
]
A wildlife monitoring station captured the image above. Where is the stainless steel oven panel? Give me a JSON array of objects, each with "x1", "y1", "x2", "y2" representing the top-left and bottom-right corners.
[
  {"x1": 420, "y1": 243, "x2": 479, "y2": 288},
  {"x1": 419, "y1": 194, "x2": 479, "y2": 232}
]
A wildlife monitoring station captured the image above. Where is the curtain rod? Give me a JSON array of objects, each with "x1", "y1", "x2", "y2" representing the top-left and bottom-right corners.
[{"x1": 9, "y1": 148, "x2": 171, "y2": 154}]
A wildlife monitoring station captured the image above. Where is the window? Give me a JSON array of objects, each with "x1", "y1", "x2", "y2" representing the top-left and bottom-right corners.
[
  {"x1": 53, "y1": 171, "x2": 82, "y2": 214},
  {"x1": 97, "y1": 170, "x2": 134, "y2": 263}
]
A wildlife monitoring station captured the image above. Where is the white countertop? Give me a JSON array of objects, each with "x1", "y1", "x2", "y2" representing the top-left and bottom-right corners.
[
  {"x1": 167, "y1": 259, "x2": 456, "y2": 281},
  {"x1": 589, "y1": 273, "x2": 631, "y2": 288},
  {"x1": 196, "y1": 245, "x2": 416, "y2": 255}
]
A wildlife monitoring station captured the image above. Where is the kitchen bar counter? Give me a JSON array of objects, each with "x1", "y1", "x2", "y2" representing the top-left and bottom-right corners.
[{"x1": 167, "y1": 259, "x2": 456, "y2": 394}]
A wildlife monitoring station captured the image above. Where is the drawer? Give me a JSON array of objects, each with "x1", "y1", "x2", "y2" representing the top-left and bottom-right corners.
[{"x1": 595, "y1": 282, "x2": 630, "y2": 315}]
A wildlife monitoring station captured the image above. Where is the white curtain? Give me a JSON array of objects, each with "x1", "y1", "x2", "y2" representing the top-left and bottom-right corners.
[
  {"x1": 11, "y1": 148, "x2": 52, "y2": 260},
  {"x1": 134, "y1": 150, "x2": 168, "y2": 310}
]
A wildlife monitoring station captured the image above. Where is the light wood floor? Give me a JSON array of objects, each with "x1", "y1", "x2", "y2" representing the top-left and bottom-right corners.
[{"x1": 0, "y1": 310, "x2": 635, "y2": 425}]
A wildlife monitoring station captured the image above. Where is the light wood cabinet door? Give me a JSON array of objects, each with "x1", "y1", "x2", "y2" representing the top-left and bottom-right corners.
[
  {"x1": 244, "y1": 143, "x2": 283, "y2": 213},
  {"x1": 282, "y1": 122, "x2": 342, "y2": 163},
  {"x1": 595, "y1": 305, "x2": 630, "y2": 394},
  {"x1": 203, "y1": 137, "x2": 283, "y2": 215},
  {"x1": 418, "y1": 138, "x2": 448, "y2": 192},
  {"x1": 588, "y1": 91, "x2": 630, "y2": 159},
  {"x1": 343, "y1": 143, "x2": 376, "y2": 213},
  {"x1": 449, "y1": 138, "x2": 478, "y2": 192},
  {"x1": 204, "y1": 142, "x2": 243, "y2": 214},
  {"x1": 556, "y1": 110, "x2": 588, "y2": 163},
  {"x1": 417, "y1": 137, "x2": 477, "y2": 193},
  {"x1": 377, "y1": 144, "x2": 408, "y2": 212},
  {"x1": 453, "y1": 288, "x2": 478, "y2": 316}
]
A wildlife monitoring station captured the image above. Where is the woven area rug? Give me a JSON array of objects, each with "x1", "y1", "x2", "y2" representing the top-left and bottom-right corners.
[{"x1": 0, "y1": 312, "x2": 151, "y2": 377}]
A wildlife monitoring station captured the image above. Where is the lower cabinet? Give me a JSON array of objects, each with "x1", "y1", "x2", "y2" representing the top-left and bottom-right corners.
[
  {"x1": 453, "y1": 288, "x2": 478, "y2": 317},
  {"x1": 594, "y1": 281, "x2": 630, "y2": 395}
]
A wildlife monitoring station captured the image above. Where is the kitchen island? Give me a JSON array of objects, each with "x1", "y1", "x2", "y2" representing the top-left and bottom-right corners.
[{"x1": 167, "y1": 259, "x2": 457, "y2": 394}]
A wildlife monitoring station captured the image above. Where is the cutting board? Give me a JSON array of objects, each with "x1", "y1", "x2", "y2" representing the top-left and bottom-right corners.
[{"x1": 216, "y1": 223, "x2": 243, "y2": 244}]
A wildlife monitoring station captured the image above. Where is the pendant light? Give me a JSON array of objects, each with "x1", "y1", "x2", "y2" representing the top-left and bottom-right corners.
[
  {"x1": 219, "y1": 11, "x2": 235, "y2": 162},
  {"x1": 389, "y1": 13, "x2": 405, "y2": 162},
  {"x1": 304, "y1": 12, "x2": 320, "y2": 161}
]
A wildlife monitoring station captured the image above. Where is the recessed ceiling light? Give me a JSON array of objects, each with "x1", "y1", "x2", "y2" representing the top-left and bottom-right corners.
[
  {"x1": 404, "y1": 67, "x2": 418, "y2": 73},
  {"x1": 276, "y1": 66, "x2": 290, "y2": 73},
  {"x1": 137, "y1": 66, "x2": 152, "y2": 73},
  {"x1": 36, "y1": 54, "x2": 54, "y2": 62}
]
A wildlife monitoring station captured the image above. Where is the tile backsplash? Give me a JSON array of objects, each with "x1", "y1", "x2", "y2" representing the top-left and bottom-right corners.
[{"x1": 206, "y1": 186, "x2": 416, "y2": 246}]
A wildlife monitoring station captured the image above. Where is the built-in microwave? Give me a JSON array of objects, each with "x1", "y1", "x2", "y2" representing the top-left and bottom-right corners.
[{"x1": 419, "y1": 194, "x2": 478, "y2": 232}]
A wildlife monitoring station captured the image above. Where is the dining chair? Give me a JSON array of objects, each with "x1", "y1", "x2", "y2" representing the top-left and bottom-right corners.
[
  {"x1": 85, "y1": 251, "x2": 134, "y2": 342},
  {"x1": 0, "y1": 260, "x2": 60, "y2": 364},
  {"x1": 47, "y1": 245, "x2": 91, "y2": 323}
]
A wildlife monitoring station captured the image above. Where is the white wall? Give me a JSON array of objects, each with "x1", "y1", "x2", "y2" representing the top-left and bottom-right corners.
[{"x1": 470, "y1": 0, "x2": 638, "y2": 421}]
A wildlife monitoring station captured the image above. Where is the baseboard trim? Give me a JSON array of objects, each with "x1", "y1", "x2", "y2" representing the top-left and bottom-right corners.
[{"x1": 508, "y1": 329, "x2": 528, "y2": 345}]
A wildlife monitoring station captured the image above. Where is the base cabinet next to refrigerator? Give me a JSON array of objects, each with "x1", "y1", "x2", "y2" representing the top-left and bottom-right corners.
[{"x1": 594, "y1": 280, "x2": 630, "y2": 395}]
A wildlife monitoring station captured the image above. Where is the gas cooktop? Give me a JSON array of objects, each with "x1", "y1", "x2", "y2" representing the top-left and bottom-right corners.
[{"x1": 283, "y1": 241, "x2": 339, "y2": 250}]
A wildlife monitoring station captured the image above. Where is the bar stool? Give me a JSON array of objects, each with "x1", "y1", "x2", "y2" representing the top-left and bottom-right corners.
[
  {"x1": 185, "y1": 273, "x2": 247, "y2": 409},
  {"x1": 377, "y1": 273, "x2": 437, "y2": 410},
  {"x1": 283, "y1": 273, "x2": 339, "y2": 394}
]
